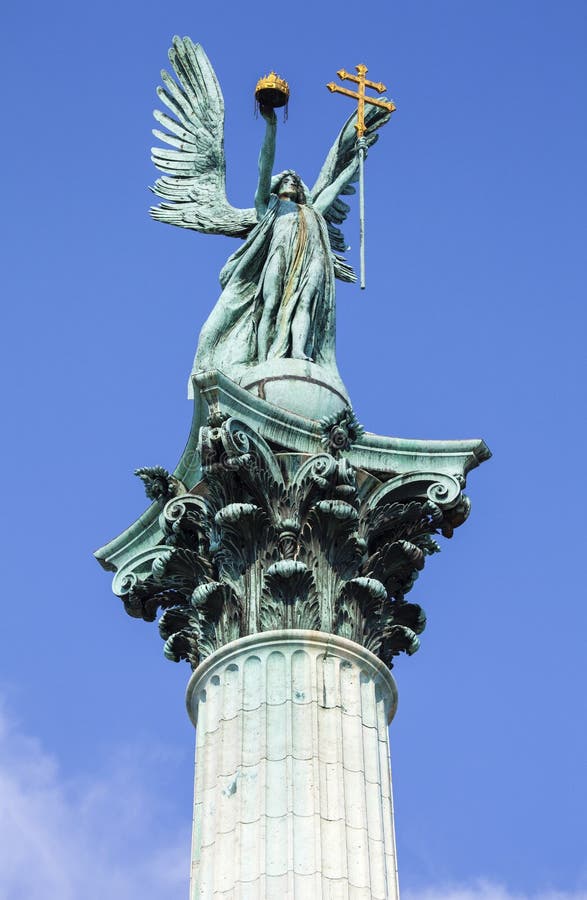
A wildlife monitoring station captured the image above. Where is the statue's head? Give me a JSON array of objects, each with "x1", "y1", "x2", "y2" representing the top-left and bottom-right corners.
[{"x1": 272, "y1": 170, "x2": 307, "y2": 204}]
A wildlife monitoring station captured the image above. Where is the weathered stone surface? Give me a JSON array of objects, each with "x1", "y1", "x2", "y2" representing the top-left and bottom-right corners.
[{"x1": 186, "y1": 630, "x2": 399, "y2": 899}]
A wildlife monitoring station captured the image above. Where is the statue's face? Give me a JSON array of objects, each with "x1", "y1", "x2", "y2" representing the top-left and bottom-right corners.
[{"x1": 279, "y1": 173, "x2": 302, "y2": 200}]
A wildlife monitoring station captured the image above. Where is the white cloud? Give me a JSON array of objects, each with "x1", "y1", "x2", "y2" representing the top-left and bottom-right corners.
[
  {"x1": 0, "y1": 703, "x2": 189, "y2": 900},
  {"x1": 0, "y1": 704, "x2": 584, "y2": 900},
  {"x1": 403, "y1": 882, "x2": 587, "y2": 900}
]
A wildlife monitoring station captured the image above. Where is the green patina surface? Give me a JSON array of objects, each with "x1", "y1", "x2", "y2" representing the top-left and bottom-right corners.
[
  {"x1": 96, "y1": 372, "x2": 489, "y2": 669},
  {"x1": 150, "y1": 37, "x2": 389, "y2": 390},
  {"x1": 95, "y1": 37, "x2": 490, "y2": 669}
]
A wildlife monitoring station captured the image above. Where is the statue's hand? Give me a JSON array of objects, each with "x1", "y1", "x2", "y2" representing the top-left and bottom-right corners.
[{"x1": 260, "y1": 104, "x2": 277, "y2": 125}]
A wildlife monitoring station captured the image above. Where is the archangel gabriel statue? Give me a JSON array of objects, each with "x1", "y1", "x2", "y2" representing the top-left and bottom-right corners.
[{"x1": 150, "y1": 37, "x2": 392, "y2": 394}]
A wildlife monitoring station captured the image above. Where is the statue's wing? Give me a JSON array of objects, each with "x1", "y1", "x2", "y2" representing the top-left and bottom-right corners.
[
  {"x1": 311, "y1": 105, "x2": 392, "y2": 281},
  {"x1": 150, "y1": 37, "x2": 257, "y2": 238}
]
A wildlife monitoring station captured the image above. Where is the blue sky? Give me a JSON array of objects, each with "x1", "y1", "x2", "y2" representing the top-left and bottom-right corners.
[{"x1": 1, "y1": 0, "x2": 586, "y2": 897}]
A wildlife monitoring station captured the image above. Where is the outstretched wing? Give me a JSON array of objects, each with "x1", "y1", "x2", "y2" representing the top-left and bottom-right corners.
[
  {"x1": 150, "y1": 37, "x2": 256, "y2": 238},
  {"x1": 311, "y1": 105, "x2": 392, "y2": 281}
]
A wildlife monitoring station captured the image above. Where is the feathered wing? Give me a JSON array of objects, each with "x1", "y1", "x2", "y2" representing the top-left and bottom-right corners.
[
  {"x1": 311, "y1": 105, "x2": 392, "y2": 281},
  {"x1": 150, "y1": 37, "x2": 256, "y2": 237}
]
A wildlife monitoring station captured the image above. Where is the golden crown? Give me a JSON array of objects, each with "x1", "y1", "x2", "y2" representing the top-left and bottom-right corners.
[{"x1": 255, "y1": 71, "x2": 290, "y2": 107}]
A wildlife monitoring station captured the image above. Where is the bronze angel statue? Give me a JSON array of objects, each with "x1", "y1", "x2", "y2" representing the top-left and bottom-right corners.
[{"x1": 150, "y1": 37, "x2": 391, "y2": 391}]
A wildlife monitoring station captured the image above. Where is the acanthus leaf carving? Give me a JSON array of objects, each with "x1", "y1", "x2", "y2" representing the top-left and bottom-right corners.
[
  {"x1": 262, "y1": 560, "x2": 320, "y2": 631},
  {"x1": 110, "y1": 419, "x2": 472, "y2": 668},
  {"x1": 135, "y1": 466, "x2": 187, "y2": 504}
]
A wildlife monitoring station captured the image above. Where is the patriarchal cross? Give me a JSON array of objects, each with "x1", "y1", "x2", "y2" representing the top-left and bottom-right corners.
[{"x1": 327, "y1": 65, "x2": 396, "y2": 288}]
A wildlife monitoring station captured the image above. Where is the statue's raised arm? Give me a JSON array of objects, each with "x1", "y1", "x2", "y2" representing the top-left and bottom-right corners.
[
  {"x1": 150, "y1": 36, "x2": 256, "y2": 237},
  {"x1": 254, "y1": 107, "x2": 277, "y2": 219}
]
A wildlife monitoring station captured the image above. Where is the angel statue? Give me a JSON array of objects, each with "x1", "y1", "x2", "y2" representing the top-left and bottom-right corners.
[{"x1": 150, "y1": 37, "x2": 391, "y2": 393}]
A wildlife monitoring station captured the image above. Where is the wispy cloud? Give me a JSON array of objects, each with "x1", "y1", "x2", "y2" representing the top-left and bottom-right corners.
[
  {"x1": 403, "y1": 882, "x2": 587, "y2": 900},
  {"x1": 0, "y1": 703, "x2": 584, "y2": 900},
  {"x1": 0, "y1": 703, "x2": 189, "y2": 900}
]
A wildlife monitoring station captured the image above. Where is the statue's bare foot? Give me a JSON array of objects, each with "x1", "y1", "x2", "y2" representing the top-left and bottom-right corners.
[{"x1": 292, "y1": 353, "x2": 314, "y2": 362}]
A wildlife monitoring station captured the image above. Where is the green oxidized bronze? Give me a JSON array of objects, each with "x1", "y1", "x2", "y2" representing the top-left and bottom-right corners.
[
  {"x1": 150, "y1": 37, "x2": 390, "y2": 389},
  {"x1": 95, "y1": 38, "x2": 490, "y2": 671},
  {"x1": 120, "y1": 415, "x2": 471, "y2": 670},
  {"x1": 97, "y1": 370, "x2": 489, "y2": 672}
]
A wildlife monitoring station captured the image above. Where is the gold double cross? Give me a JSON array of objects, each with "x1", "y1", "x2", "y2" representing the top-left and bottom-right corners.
[{"x1": 327, "y1": 65, "x2": 396, "y2": 137}]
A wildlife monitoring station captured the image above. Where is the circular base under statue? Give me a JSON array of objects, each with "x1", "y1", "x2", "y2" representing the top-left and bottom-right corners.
[{"x1": 238, "y1": 358, "x2": 351, "y2": 421}]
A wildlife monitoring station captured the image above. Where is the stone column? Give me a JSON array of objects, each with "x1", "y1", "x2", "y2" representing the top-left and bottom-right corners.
[
  {"x1": 186, "y1": 629, "x2": 400, "y2": 900},
  {"x1": 96, "y1": 384, "x2": 489, "y2": 898}
]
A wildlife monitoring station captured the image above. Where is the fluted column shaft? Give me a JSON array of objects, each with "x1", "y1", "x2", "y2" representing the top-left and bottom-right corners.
[{"x1": 186, "y1": 630, "x2": 400, "y2": 899}]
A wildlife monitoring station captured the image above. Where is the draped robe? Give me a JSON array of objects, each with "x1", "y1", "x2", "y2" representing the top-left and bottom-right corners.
[{"x1": 193, "y1": 194, "x2": 339, "y2": 382}]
